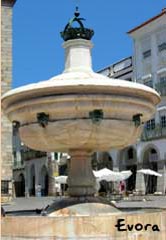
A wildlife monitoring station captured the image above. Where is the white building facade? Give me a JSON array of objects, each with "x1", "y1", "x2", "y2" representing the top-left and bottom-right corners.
[
  {"x1": 127, "y1": 8, "x2": 166, "y2": 194},
  {"x1": 99, "y1": 9, "x2": 166, "y2": 194}
]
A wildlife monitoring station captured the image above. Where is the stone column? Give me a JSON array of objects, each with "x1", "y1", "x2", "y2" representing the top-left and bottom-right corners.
[
  {"x1": 163, "y1": 159, "x2": 166, "y2": 194},
  {"x1": 24, "y1": 165, "x2": 30, "y2": 197},
  {"x1": 136, "y1": 172, "x2": 145, "y2": 194},
  {"x1": 1, "y1": 0, "x2": 17, "y2": 197},
  {"x1": 63, "y1": 39, "x2": 93, "y2": 73},
  {"x1": 48, "y1": 153, "x2": 57, "y2": 196},
  {"x1": 67, "y1": 149, "x2": 96, "y2": 197}
]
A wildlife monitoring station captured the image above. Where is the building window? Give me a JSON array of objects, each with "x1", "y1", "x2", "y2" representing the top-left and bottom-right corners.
[
  {"x1": 54, "y1": 152, "x2": 58, "y2": 160},
  {"x1": 13, "y1": 126, "x2": 17, "y2": 136},
  {"x1": 1, "y1": 180, "x2": 9, "y2": 194},
  {"x1": 128, "y1": 148, "x2": 134, "y2": 159},
  {"x1": 155, "y1": 76, "x2": 166, "y2": 96},
  {"x1": 143, "y1": 50, "x2": 151, "y2": 59},
  {"x1": 146, "y1": 119, "x2": 155, "y2": 130},
  {"x1": 161, "y1": 115, "x2": 166, "y2": 128},
  {"x1": 158, "y1": 42, "x2": 166, "y2": 52},
  {"x1": 160, "y1": 76, "x2": 166, "y2": 84},
  {"x1": 13, "y1": 151, "x2": 17, "y2": 164}
]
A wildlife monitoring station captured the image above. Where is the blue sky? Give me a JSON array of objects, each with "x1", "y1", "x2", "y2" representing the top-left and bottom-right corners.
[{"x1": 13, "y1": 0, "x2": 165, "y2": 88}]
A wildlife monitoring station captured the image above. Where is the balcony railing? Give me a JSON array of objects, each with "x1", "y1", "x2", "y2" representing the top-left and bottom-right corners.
[
  {"x1": 141, "y1": 124, "x2": 166, "y2": 141},
  {"x1": 155, "y1": 81, "x2": 166, "y2": 96},
  {"x1": 21, "y1": 150, "x2": 47, "y2": 161}
]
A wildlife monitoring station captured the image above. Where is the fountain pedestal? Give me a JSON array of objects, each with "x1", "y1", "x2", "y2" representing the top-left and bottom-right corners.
[{"x1": 68, "y1": 149, "x2": 96, "y2": 197}]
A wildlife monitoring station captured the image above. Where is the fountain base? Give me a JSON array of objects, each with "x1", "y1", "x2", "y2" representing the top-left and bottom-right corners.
[
  {"x1": 2, "y1": 208, "x2": 165, "y2": 239},
  {"x1": 42, "y1": 196, "x2": 120, "y2": 216}
]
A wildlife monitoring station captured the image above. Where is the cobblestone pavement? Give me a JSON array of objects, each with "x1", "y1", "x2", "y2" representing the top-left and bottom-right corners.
[
  {"x1": 2, "y1": 197, "x2": 56, "y2": 212},
  {"x1": 2, "y1": 195, "x2": 166, "y2": 213}
]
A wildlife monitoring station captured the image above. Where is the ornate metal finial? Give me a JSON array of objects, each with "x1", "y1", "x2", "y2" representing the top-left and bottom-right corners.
[
  {"x1": 60, "y1": 7, "x2": 94, "y2": 41},
  {"x1": 74, "y1": 6, "x2": 80, "y2": 17}
]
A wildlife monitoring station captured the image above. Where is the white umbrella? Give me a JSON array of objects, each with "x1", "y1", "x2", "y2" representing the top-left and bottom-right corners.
[
  {"x1": 93, "y1": 168, "x2": 132, "y2": 182},
  {"x1": 54, "y1": 168, "x2": 132, "y2": 185},
  {"x1": 93, "y1": 168, "x2": 113, "y2": 180},
  {"x1": 137, "y1": 169, "x2": 162, "y2": 177},
  {"x1": 54, "y1": 175, "x2": 68, "y2": 184},
  {"x1": 120, "y1": 170, "x2": 133, "y2": 180}
]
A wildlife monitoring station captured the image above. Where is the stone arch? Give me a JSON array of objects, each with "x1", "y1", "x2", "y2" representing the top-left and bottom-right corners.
[
  {"x1": 15, "y1": 173, "x2": 25, "y2": 197},
  {"x1": 142, "y1": 145, "x2": 159, "y2": 194},
  {"x1": 97, "y1": 152, "x2": 113, "y2": 170},
  {"x1": 141, "y1": 144, "x2": 160, "y2": 164},
  {"x1": 102, "y1": 152, "x2": 113, "y2": 170},
  {"x1": 39, "y1": 165, "x2": 49, "y2": 196},
  {"x1": 119, "y1": 146, "x2": 137, "y2": 192},
  {"x1": 30, "y1": 164, "x2": 36, "y2": 196}
]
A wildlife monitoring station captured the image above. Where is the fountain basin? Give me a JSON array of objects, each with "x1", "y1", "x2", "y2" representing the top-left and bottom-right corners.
[
  {"x1": 2, "y1": 209, "x2": 166, "y2": 239},
  {"x1": 2, "y1": 71, "x2": 160, "y2": 152}
]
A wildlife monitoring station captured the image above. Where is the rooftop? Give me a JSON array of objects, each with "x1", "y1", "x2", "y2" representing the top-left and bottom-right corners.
[{"x1": 127, "y1": 8, "x2": 166, "y2": 34}]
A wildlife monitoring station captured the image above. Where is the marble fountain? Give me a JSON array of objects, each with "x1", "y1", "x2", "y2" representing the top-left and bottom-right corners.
[{"x1": 2, "y1": 9, "x2": 166, "y2": 240}]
